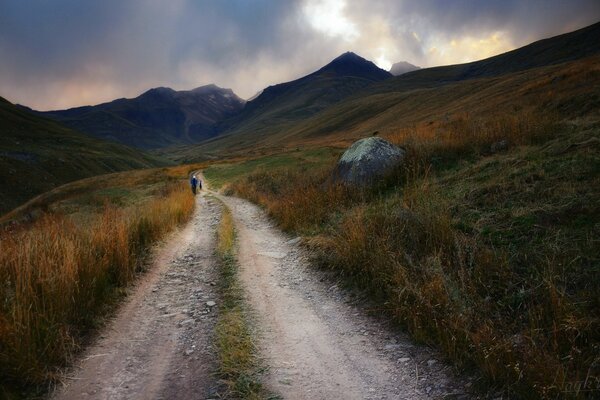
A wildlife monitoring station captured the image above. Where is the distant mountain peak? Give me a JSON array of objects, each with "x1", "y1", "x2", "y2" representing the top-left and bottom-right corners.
[
  {"x1": 141, "y1": 86, "x2": 176, "y2": 98},
  {"x1": 317, "y1": 51, "x2": 392, "y2": 80},
  {"x1": 389, "y1": 61, "x2": 420, "y2": 76},
  {"x1": 189, "y1": 84, "x2": 222, "y2": 93},
  {"x1": 147, "y1": 86, "x2": 175, "y2": 93},
  {"x1": 331, "y1": 51, "x2": 362, "y2": 62}
]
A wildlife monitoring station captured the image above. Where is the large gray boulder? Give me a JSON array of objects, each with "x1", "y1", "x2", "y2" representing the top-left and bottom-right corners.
[{"x1": 333, "y1": 137, "x2": 405, "y2": 186}]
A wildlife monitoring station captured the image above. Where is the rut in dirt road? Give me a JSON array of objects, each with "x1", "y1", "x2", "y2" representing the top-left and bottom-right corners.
[
  {"x1": 217, "y1": 194, "x2": 475, "y2": 400},
  {"x1": 52, "y1": 195, "x2": 223, "y2": 400}
]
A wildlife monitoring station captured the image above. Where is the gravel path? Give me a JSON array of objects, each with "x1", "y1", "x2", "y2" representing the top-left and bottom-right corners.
[
  {"x1": 217, "y1": 194, "x2": 475, "y2": 400},
  {"x1": 51, "y1": 195, "x2": 223, "y2": 400},
  {"x1": 49, "y1": 178, "x2": 476, "y2": 399}
]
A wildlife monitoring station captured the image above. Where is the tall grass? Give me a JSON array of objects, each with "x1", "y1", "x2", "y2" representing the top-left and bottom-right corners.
[
  {"x1": 384, "y1": 111, "x2": 559, "y2": 175},
  {"x1": 0, "y1": 183, "x2": 194, "y2": 393},
  {"x1": 226, "y1": 112, "x2": 599, "y2": 399}
]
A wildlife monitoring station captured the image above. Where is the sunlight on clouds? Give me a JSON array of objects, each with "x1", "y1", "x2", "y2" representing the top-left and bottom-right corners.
[
  {"x1": 303, "y1": 0, "x2": 359, "y2": 42},
  {"x1": 427, "y1": 31, "x2": 515, "y2": 66},
  {"x1": 375, "y1": 48, "x2": 392, "y2": 70}
]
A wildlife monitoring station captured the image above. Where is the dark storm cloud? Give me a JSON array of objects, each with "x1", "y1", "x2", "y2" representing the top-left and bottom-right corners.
[
  {"x1": 0, "y1": 0, "x2": 598, "y2": 110},
  {"x1": 378, "y1": 0, "x2": 600, "y2": 40}
]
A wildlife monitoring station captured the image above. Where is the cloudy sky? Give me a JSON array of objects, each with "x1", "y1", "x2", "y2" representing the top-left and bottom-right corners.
[{"x1": 1, "y1": 0, "x2": 598, "y2": 110}]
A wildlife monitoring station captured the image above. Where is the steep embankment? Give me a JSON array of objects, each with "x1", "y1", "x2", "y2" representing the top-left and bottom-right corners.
[{"x1": 0, "y1": 96, "x2": 170, "y2": 215}]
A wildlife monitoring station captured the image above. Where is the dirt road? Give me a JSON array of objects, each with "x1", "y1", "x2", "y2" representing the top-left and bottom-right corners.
[
  {"x1": 52, "y1": 178, "x2": 473, "y2": 399},
  {"x1": 52, "y1": 195, "x2": 223, "y2": 400},
  {"x1": 217, "y1": 193, "x2": 473, "y2": 399}
]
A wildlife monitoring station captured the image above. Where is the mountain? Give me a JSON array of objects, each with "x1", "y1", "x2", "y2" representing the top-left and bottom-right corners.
[
  {"x1": 373, "y1": 21, "x2": 600, "y2": 93},
  {"x1": 168, "y1": 21, "x2": 600, "y2": 161},
  {"x1": 177, "y1": 52, "x2": 392, "y2": 154},
  {"x1": 233, "y1": 51, "x2": 391, "y2": 121},
  {"x1": 39, "y1": 84, "x2": 245, "y2": 149},
  {"x1": 389, "y1": 61, "x2": 420, "y2": 76},
  {"x1": 0, "y1": 96, "x2": 170, "y2": 215}
]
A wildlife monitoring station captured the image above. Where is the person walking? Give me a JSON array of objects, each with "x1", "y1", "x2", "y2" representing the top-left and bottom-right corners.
[{"x1": 190, "y1": 175, "x2": 198, "y2": 195}]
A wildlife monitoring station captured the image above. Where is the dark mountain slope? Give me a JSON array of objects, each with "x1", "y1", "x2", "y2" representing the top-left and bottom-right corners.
[
  {"x1": 0, "y1": 96, "x2": 169, "y2": 215},
  {"x1": 212, "y1": 52, "x2": 392, "y2": 140},
  {"x1": 40, "y1": 84, "x2": 245, "y2": 149}
]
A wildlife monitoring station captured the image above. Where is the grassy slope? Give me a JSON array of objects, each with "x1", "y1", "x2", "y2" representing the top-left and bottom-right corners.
[
  {"x1": 173, "y1": 54, "x2": 600, "y2": 162},
  {"x1": 206, "y1": 115, "x2": 599, "y2": 398},
  {"x1": 0, "y1": 163, "x2": 208, "y2": 398},
  {"x1": 168, "y1": 22, "x2": 600, "y2": 162},
  {"x1": 203, "y1": 147, "x2": 342, "y2": 190},
  {"x1": 0, "y1": 162, "x2": 209, "y2": 226},
  {"x1": 0, "y1": 96, "x2": 171, "y2": 215}
]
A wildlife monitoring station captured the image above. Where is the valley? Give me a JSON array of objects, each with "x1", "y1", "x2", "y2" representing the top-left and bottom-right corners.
[{"x1": 1, "y1": 19, "x2": 599, "y2": 400}]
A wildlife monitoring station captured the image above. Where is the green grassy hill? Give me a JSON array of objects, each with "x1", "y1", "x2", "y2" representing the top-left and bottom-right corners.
[{"x1": 0, "y1": 96, "x2": 170, "y2": 215}]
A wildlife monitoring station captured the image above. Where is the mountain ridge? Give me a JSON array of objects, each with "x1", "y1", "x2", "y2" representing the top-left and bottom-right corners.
[
  {"x1": 167, "y1": 21, "x2": 600, "y2": 161},
  {"x1": 39, "y1": 84, "x2": 245, "y2": 149},
  {"x1": 200, "y1": 51, "x2": 393, "y2": 150}
]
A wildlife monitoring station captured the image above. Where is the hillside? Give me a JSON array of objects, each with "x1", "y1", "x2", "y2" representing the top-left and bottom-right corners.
[
  {"x1": 169, "y1": 22, "x2": 600, "y2": 161},
  {"x1": 39, "y1": 84, "x2": 245, "y2": 149},
  {"x1": 374, "y1": 20, "x2": 600, "y2": 93},
  {"x1": 0, "y1": 96, "x2": 170, "y2": 215},
  {"x1": 170, "y1": 52, "x2": 392, "y2": 156},
  {"x1": 232, "y1": 51, "x2": 390, "y2": 125}
]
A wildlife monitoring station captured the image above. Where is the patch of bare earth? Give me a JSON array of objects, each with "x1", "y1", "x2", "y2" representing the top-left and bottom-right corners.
[
  {"x1": 217, "y1": 195, "x2": 477, "y2": 400},
  {"x1": 51, "y1": 195, "x2": 223, "y2": 400}
]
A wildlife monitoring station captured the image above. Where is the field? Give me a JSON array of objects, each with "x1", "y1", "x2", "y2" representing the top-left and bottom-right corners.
[
  {"x1": 0, "y1": 163, "x2": 206, "y2": 398},
  {"x1": 203, "y1": 147, "x2": 342, "y2": 190},
  {"x1": 207, "y1": 111, "x2": 600, "y2": 399}
]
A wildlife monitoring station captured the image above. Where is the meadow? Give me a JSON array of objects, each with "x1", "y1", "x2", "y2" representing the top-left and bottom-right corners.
[
  {"x1": 0, "y1": 164, "x2": 206, "y2": 397},
  {"x1": 214, "y1": 111, "x2": 599, "y2": 399}
]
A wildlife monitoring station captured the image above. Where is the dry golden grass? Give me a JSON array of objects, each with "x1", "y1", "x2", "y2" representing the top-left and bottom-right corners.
[
  {"x1": 0, "y1": 182, "x2": 194, "y2": 395},
  {"x1": 225, "y1": 111, "x2": 599, "y2": 399}
]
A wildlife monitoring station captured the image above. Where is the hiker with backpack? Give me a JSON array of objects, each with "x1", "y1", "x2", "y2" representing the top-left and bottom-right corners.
[{"x1": 190, "y1": 175, "x2": 198, "y2": 195}]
